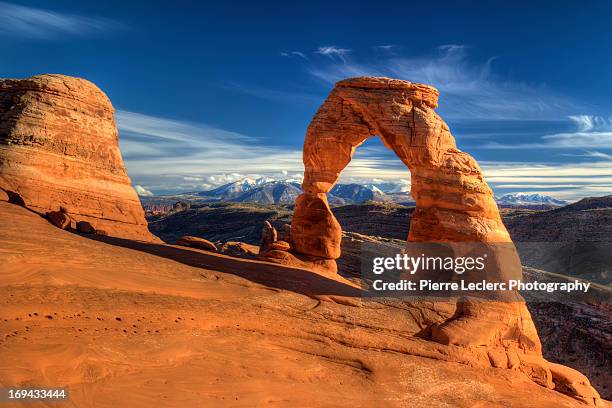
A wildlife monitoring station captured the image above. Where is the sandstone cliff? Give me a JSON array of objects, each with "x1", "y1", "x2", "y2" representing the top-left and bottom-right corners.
[{"x1": 0, "y1": 74, "x2": 156, "y2": 241}]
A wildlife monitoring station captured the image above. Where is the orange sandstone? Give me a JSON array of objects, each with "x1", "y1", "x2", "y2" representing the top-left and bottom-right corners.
[{"x1": 0, "y1": 74, "x2": 156, "y2": 242}]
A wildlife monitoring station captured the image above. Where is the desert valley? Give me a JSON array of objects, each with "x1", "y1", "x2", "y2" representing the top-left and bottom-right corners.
[{"x1": 0, "y1": 73, "x2": 610, "y2": 408}]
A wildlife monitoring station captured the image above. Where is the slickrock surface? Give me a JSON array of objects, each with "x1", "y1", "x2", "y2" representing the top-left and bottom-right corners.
[
  {"x1": 1, "y1": 200, "x2": 607, "y2": 408},
  {"x1": 143, "y1": 202, "x2": 611, "y2": 398},
  {"x1": 0, "y1": 74, "x2": 156, "y2": 242}
]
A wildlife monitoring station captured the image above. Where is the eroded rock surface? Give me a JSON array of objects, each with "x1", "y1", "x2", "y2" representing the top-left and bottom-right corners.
[{"x1": 0, "y1": 74, "x2": 156, "y2": 242}]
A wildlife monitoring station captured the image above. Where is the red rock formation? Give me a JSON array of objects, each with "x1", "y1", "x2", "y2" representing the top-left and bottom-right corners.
[
  {"x1": 76, "y1": 220, "x2": 95, "y2": 234},
  {"x1": 268, "y1": 240, "x2": 291, "y2": 251},
  {"x1": 0, "y1": 74, "x2": 156, "y2": 242},
  {"x1": 47, "y1": 211, "x2": 71, "y2": 230},
  {"x1": 259, "y1": 221, "x2": 278, "y2": 254},
  {"x1": 175, "y1": 236, "x2": 218, "y2": 252},
  {"x1": 260, "y1": 76, "x2": 602, "y2": 405},
  {"x1": 220, "y1": 241, "x2": 259, "y2": 259}
]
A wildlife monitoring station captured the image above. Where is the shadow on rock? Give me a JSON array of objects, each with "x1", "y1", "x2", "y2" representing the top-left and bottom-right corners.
[{"x1": 82, "y1": 233, "x2": 362, "y2": 298}]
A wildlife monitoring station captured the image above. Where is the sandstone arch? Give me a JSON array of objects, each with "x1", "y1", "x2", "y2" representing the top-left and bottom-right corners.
[
  {"x1": 282, "y1": 76, "x2": 523, "y2": 303},
  {"x1": 291, "y1": 77, "x2": 514, "y2": 263},
  {"x1": 260, "y1": 77, "x2": 602, "y2": 405}
]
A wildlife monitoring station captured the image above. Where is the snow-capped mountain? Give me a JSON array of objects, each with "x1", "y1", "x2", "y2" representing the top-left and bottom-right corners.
[
  {"x1": 158, "y1": 178, "x2": 569, "y2": 208},
  {"x1": 197, "y1": 178, "x2": 258, "y2": 200},
  {"x1": 192, "y1": 179, "x2": 566, "y2": 208},
  {"x1": 196, "y1": 177, "x2": 278, "y2": 200},
  {"x1": 232, "y1": 180, "x2": 303, "y2": 204},
  {"x1": 330, "y1": 183, "x2": 389, "y2": 203},
  {"x1": 372, "y1": 181, "x2": 411, "y2": 194},
  {"x1": 496, "y1": 193, "x2": 567, "y2": 207},
  {"x1": 193, "y1": 178, "x2": 414, "y2": 205}
]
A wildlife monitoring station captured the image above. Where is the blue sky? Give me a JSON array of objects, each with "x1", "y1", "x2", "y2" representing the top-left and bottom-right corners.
[{"x1": 1, "y1": 0, "x2": 612, "y2": 200}]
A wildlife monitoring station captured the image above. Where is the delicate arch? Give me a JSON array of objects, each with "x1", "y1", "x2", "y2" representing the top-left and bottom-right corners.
[
  {"x1": 259, "y1": 78, "x2": 603, "y2": 405},
  {"x1": 291, "y1": 77, "x2": 512, "y2": 262}
]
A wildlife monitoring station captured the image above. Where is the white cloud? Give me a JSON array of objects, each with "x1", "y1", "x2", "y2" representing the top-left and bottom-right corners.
[
  {"x1": 315, "y1": 46, "x2": 351, "y2": 62},
  {"x1": 134, "y1": 185, "x2": 154, "y2": 196},
  {"x1": 542, "y1": 132, "x2": 612, "y2": 149},
  {"x1": 374, "y1": 44, "x2": 396, "y2": 51},
  {"x1": 0, "y1": 1, "x2": 124, "y2": 39},
  {"x1": 281, "y1": 51, "x2": 308, "y2": 60},
  {"x1": 116, "y1": 110, "x2": 254, "y2": 146},
  {"x1": 577, "y1": 151, "x2": 612, "y2": 160},
  {"x1": 481, "y1": 132, "x2": 612, "y2": 149},
  {"x1": 568, "y1": 115, "x2": 612, "y2": 132},
  {"x1": 116, "y1": 110, "x2": 302, "y2": 192}
]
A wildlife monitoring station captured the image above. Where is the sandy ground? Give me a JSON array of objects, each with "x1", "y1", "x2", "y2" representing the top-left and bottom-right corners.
[{"x1": 0, "y1": 201, "x2": 599, "y2": 407}]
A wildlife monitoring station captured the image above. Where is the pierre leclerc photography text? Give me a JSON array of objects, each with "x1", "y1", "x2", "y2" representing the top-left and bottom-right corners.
[{"x1": 0, "y1": 1, "x2": 610, "y2": 407}]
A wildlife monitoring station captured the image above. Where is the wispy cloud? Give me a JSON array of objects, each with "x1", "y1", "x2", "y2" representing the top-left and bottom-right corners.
[
  {"x1": 315, "y1": 46, "x2": 351, "y2": 62},
  {"x1": 480, "y1": 115, "x2": 612, "y2": 149},
  {"x1": 301, "y1": 45, "x2": 583, "y2": 121},
  {"x1": 117, "y1": 110, "x2": 301, "y2": 192},
  {"x1": 280, "y1": 51, "x2": 308, "y2": 60},
  {"x1": 117, "y1": 110, "x2": 296, "y2": 163},
  {"x1": 568, "y1": 115, "x2": 611, "y2": 132},
  {"x1": 374, "y1": 44, "x2": 396, "y2": 51},
  {"x1": 480, "y1": 160, "x2": 612, "y2": 200},
  {"x1": 573, "y1": 151, "x2": 612, "y2": 160},
  {"x1": 0, "y1": 1, "x2": 124, "y2": 40}
]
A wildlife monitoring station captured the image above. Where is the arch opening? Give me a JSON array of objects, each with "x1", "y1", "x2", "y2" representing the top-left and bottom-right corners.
[{"x1": 328, "y1": 135, "x2": 413, "y2": 199}]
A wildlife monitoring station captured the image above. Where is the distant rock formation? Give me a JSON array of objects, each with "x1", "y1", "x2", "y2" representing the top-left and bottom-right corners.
[
  {"x1": 259, "y1": 221, "x2": 277, "y2": 254},
  {"x1": 0, "y1": 74, "x2": 156, "y2": 242}
]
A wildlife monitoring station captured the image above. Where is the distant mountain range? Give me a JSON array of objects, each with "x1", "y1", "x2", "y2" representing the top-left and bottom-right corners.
[
  {"x1": 496, "y1": 193, "x2": 568, "y2": 207},
  {"x1": 145, "y1": 178, "x2": 568, "y2": 207},
  {"x1": 186, "y1": 178, "x2": 413, "y2": 205}
]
